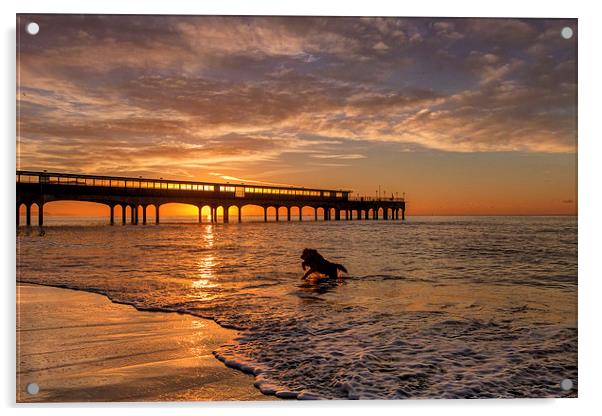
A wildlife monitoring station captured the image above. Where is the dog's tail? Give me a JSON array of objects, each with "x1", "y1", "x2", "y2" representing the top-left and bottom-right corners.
[{"x1": 336, "y1": 264, "x2": 348, "y2": 274}]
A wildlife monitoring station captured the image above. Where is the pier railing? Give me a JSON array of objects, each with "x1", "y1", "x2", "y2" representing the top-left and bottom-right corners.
[
  {"x1": 348, "y1": 196, "x2": 405, "y2": 202},
  {"x1": 17, "y1": 170, "x2": 351, "y2": 200}
]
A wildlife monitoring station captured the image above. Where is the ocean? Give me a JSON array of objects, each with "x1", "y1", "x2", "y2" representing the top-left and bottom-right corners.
[{"x1": 16, "y1": 216, "x2": 578, "y2": 399}]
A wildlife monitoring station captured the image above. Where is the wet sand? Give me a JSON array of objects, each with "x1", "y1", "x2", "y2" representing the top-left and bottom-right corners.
[{"x1": 16, "y1": 283, "x2": 274, "y2": 402}]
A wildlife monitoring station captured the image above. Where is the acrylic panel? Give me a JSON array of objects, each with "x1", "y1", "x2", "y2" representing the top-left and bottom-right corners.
[{"x1": 16, "y1": 15, "x2": 577, "y2": 402}]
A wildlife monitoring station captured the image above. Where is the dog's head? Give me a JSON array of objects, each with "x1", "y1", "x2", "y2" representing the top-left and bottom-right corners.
[{"x1": 301, "y1": 248, "x2": 319, "y2": 260}]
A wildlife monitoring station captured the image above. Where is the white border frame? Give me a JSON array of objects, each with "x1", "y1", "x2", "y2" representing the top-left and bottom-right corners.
[{"x1": 3, "y1": 1, "x2": 600, "y2": 415}]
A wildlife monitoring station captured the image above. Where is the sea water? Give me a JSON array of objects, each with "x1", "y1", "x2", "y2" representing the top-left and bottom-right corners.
[{"x1": 16, "y1": 216, "x2": 577, "y2": 399}]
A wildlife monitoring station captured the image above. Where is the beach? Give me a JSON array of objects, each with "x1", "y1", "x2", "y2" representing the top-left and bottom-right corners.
[
  {"x1": 16, "y1": 217, "x2": 578, "y2": 399},
  {"x1": 16, "y1": 283, "x2": 273, "y2": 402}
]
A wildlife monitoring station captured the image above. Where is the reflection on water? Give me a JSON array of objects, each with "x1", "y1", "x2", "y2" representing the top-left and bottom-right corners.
[
  {"x1": 17, "y1": 216, "x2": 577, "y2": 399},
  {"x1": 191, "y1": 278, "x2": 217, "y2": 289},
  {"x1": 298, "y1": 278, "x2": 343, "y2": 297},
  {"x1": 189, "y1": 226, "x2": 219, "y2": 301}
]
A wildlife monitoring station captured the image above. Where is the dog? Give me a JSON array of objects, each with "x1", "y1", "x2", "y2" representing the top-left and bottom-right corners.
[{"x1": 300, "y1": 248, "x2": 348, "y2": 280}]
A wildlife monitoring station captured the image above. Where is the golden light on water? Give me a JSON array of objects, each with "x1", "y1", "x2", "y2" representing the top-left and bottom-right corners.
[
  {"x1": 189, "y1": 257, "x2": 218, "y2": 300},
  {"x1": 203, "y1": 224, "x2": 214, "y2": 248},
  {"x1": 189, "y1": 226, "x2": 218, "y2": 300},
  {"x1": 191, "y1": 278, "x2": 217, "y2": 289}
]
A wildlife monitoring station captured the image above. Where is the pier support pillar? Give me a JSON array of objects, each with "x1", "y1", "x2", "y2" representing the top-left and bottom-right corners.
[
  {"x1": 314, "y1": 208, "x2": 318, "y2": 221},
  {"x1": 287, "y1": 207, "x2": 291, "y2": 221},
  {"x1": 142, "y1": 205, "x2": 147, "y2": 225},
  {"x1": 345, "y1": 210, "x2": 349, "y2": 220},
  {"x1": 156, "y1": 205, "x2": 160, "y2": 224},
  {"x1": 323, "y1": 209, "x2": 328, "y2": 221},
  {"x1": 276, "y1": 208, "x2": 280, "y2": 222},
  {"x1": 211, "y1": 207, "x2": 216, "y2": 223},
  {"x1": 198, "y1": 206, "x2": 202, "y2": 223},
  {"x1": 383, "y1": 209, "x2": 388, "y2": 220},
  {"x1": 110, "y1": 205, "x2": 114, "y2": 225},
  {"x1": 224, "y1": 208, "x2": 229, "y2": 224},
  {"x1": 299, "y1": 208, "x2": 303, "y2": 222},
  {"x1": 38, "y1": 203, "x2": 44, "y2": 227},
  {"x1": 402, "y1": 209, "x2": 405, "y2": 221},
  {"x1": 264, "y1": 207, "x2": 267, "y2": 223},
  {"x1": 335, "y1": 209, "x2": 341, "y2": 221},
  {"x1": 130, "y1": 205, "x2": 135, "y2": 224},
  {"x1": 122, "y1": 204, "x2": 126, "y2": 225},
  {"x1": 238, "y1": 207, "x2": 242, "y2": 223},
  {"x1": 26, "y1": 204, "x2": 31, "y2": 226}
]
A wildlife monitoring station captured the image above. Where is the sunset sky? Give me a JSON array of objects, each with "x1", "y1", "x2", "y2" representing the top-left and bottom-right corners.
[{"x1": 17, "y1": 15, "x2": 577, "y2": 216}]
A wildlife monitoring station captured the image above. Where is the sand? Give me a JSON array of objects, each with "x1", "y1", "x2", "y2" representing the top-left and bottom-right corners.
[{"x1": 16, "y1": 283, "x2": 274, "y2": 402}]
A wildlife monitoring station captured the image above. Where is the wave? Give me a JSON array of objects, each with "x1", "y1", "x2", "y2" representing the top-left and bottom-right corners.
[{"x1": 17, "y1": 218, "x2": 578, "y2": 399}]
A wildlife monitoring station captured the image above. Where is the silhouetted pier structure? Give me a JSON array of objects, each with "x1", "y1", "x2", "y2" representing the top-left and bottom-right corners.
[{"x1": 16, "y1": 171, "x2": 406, "y2": 226}]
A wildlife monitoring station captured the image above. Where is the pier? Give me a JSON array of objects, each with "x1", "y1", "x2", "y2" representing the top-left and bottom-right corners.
[{"x1": 16, "y1": 171, "x2": 406, "y2": 226}]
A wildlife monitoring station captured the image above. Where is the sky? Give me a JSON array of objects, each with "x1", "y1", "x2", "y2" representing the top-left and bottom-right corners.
[{"x1": 17, "y1": 15, "x2": 577, "y2": 216}]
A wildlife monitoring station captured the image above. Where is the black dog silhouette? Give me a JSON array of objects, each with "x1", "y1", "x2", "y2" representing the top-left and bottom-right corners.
[{"x1": 300, "y1": 248, "x2": 348, "y2": 280}]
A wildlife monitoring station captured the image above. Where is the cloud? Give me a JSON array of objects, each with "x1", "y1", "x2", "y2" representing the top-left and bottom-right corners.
[
  {"x1": 16, "y1": 15, "x2": 577, "y2": 179},
  {"x1": 373, "y1": 41, "x2": 389, "y2": 51},
  {"x1": 311, "y1": 154, "x2": 367, "y2": 160},
  {"x1": 208, "y1": 172, "x2": 296, "y2": 187}
]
